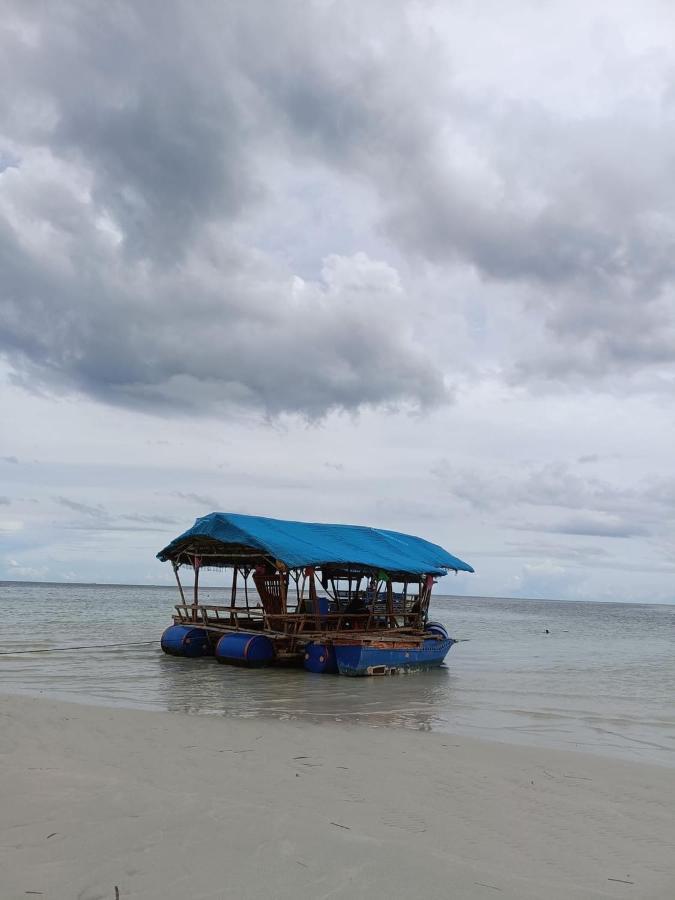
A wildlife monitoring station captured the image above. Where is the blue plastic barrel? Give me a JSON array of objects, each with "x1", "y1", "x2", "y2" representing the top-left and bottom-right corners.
[
  {"x1": 215, "y1": 632, "x2": 275, "y2": 667},
  {"x1": 425, "y1": 621, "x2": 449, "y2": 640},
  {"x1": 161, "y1": 625, "x2": 213, "y2": 657},
  {"x1": 303, "y1": 642, "x2": 338, "y2": 674}
]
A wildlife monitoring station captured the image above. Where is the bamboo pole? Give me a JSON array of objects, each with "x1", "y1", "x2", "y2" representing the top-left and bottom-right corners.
[
  {"x1": 230, "y1": 566, "x2": 238, "y2": 625},
  {"x1": 193, "y1": 557, "x2": 200, "y2": 622},
  {"x1": 243, "y1": 567, "x2": 251, "y2": 616},
  {"x1": 386, "y1": 578, "x2": 394, "y2": 628},
  {"x1": 172, "y1": 563, "x2": 186, "y2": 604},
  {"x1": 230, "y1": 566, "x2": 238, "y2": 607},
  {"x1": 309, "y1": 568, "x2": 319, "y2": 629},
  {"x1": 421, "y1": 576, "x2": 432, "y2": 625},
  {"x1": 277, "y1": 562, "x2": 288, "y2": 614}
]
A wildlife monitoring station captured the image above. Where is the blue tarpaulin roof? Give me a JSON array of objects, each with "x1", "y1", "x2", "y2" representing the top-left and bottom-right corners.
[{"x1": 157, "y1": 512, "x2": 474, "y2": 577}]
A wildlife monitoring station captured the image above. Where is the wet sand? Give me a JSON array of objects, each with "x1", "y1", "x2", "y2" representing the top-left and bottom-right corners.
[{"x1": 1, "y1": 693, "x2": 673, "y2": 900}]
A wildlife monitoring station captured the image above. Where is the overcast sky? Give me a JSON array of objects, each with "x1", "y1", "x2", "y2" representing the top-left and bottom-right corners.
[{"x1": 1, "y1": 1, "x2": 675, "y2": 601}]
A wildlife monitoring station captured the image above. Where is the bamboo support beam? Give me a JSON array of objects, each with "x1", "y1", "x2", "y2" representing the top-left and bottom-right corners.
[
  {"x1": 230, "y1": 566, "x2": 238, "y2": 608},
  {"x1": 386, "y1": 579, "x2": 394, "y2": 628},
  {"x1": 308, "y1": 569, "x2": 319, "y2": 629},
  {"x1": 172, "y1": 563, "x2": 186, "y2": 604},
  {"x1": 243, "y1": 568, "x2": 251, "y2": 616},
  {"x1": 192, "y1": 557, "x2": 200, "y2": 622}
]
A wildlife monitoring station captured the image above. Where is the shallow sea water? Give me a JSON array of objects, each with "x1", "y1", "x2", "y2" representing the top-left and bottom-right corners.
[{"x1": 1, "y1": 582, "x2": 674, "y2": 766}]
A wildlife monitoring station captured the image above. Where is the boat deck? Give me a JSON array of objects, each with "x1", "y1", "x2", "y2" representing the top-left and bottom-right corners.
[
  {"x1": 172, "y1": 603, "x2": 425, "y2": 636},
  {"x1": 170, "y1": 603, "x2": 446, "y2": 656}
]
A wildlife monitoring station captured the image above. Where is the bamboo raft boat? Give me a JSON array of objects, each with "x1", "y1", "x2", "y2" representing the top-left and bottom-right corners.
[{"x1": 157, "y1": 512, "x2": 474, "y2": 676}]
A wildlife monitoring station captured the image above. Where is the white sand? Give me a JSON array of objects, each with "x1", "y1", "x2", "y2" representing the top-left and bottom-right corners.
[{"x1": 1, "y1": 694, "x2": 673, "y2": 900}]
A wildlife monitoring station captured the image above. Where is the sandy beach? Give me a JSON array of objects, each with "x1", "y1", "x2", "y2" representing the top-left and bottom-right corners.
[{"x1": 1, "y1": 694, "x2": 673, "y2": 900}]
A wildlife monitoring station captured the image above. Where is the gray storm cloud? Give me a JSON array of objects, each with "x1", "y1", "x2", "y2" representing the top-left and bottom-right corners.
[
  {"x1": 0, "y1": 2, "x2": 445, "y2": 417},
  {"x1": 1, "y1": 0, "x2": 675, "y2": 418}
]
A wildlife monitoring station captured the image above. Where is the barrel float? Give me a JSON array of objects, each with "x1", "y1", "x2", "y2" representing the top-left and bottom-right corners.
[
  {"x1": 425, "y1": 621, "x2": 449, "y2": 640},
  {"x1": 303, "y1": 641, "x2": 338, "y2": 674},
  {"x1": 161, "y1": 625, "x2": 213, "y2": 657},
  {"x1": 215, "y1": 632, "x2": 275, "y2": 667}
]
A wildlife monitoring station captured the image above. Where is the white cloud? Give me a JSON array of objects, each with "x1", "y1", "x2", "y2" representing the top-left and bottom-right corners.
[{"x1": 0, "y1": 520, "x2": 23, "y2": 532}]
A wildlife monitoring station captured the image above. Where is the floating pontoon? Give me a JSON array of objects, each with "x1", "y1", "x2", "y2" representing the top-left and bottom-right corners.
[{"x1": 157, "y1": 512, "x2": 473, "y2": 676}]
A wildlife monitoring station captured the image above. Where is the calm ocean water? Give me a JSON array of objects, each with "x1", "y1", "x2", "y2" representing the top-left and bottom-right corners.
[{"x1": 1, "y1": 582, "x2": 673, "y2": 766}]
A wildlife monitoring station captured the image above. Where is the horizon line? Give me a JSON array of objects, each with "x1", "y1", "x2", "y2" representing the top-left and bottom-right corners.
[{"x1": 1, "y1": 579, "x2": 672, "y2": 606}]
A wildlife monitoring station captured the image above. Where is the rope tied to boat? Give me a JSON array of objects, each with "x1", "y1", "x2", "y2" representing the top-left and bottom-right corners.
[{"x1": 0, "y1": 640, "x2": 161, "y2": 655}]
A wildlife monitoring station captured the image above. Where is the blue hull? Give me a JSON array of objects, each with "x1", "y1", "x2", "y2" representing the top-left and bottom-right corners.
[{"x1": 334, "y1": 637, "x2": 455, "y2": 676}]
